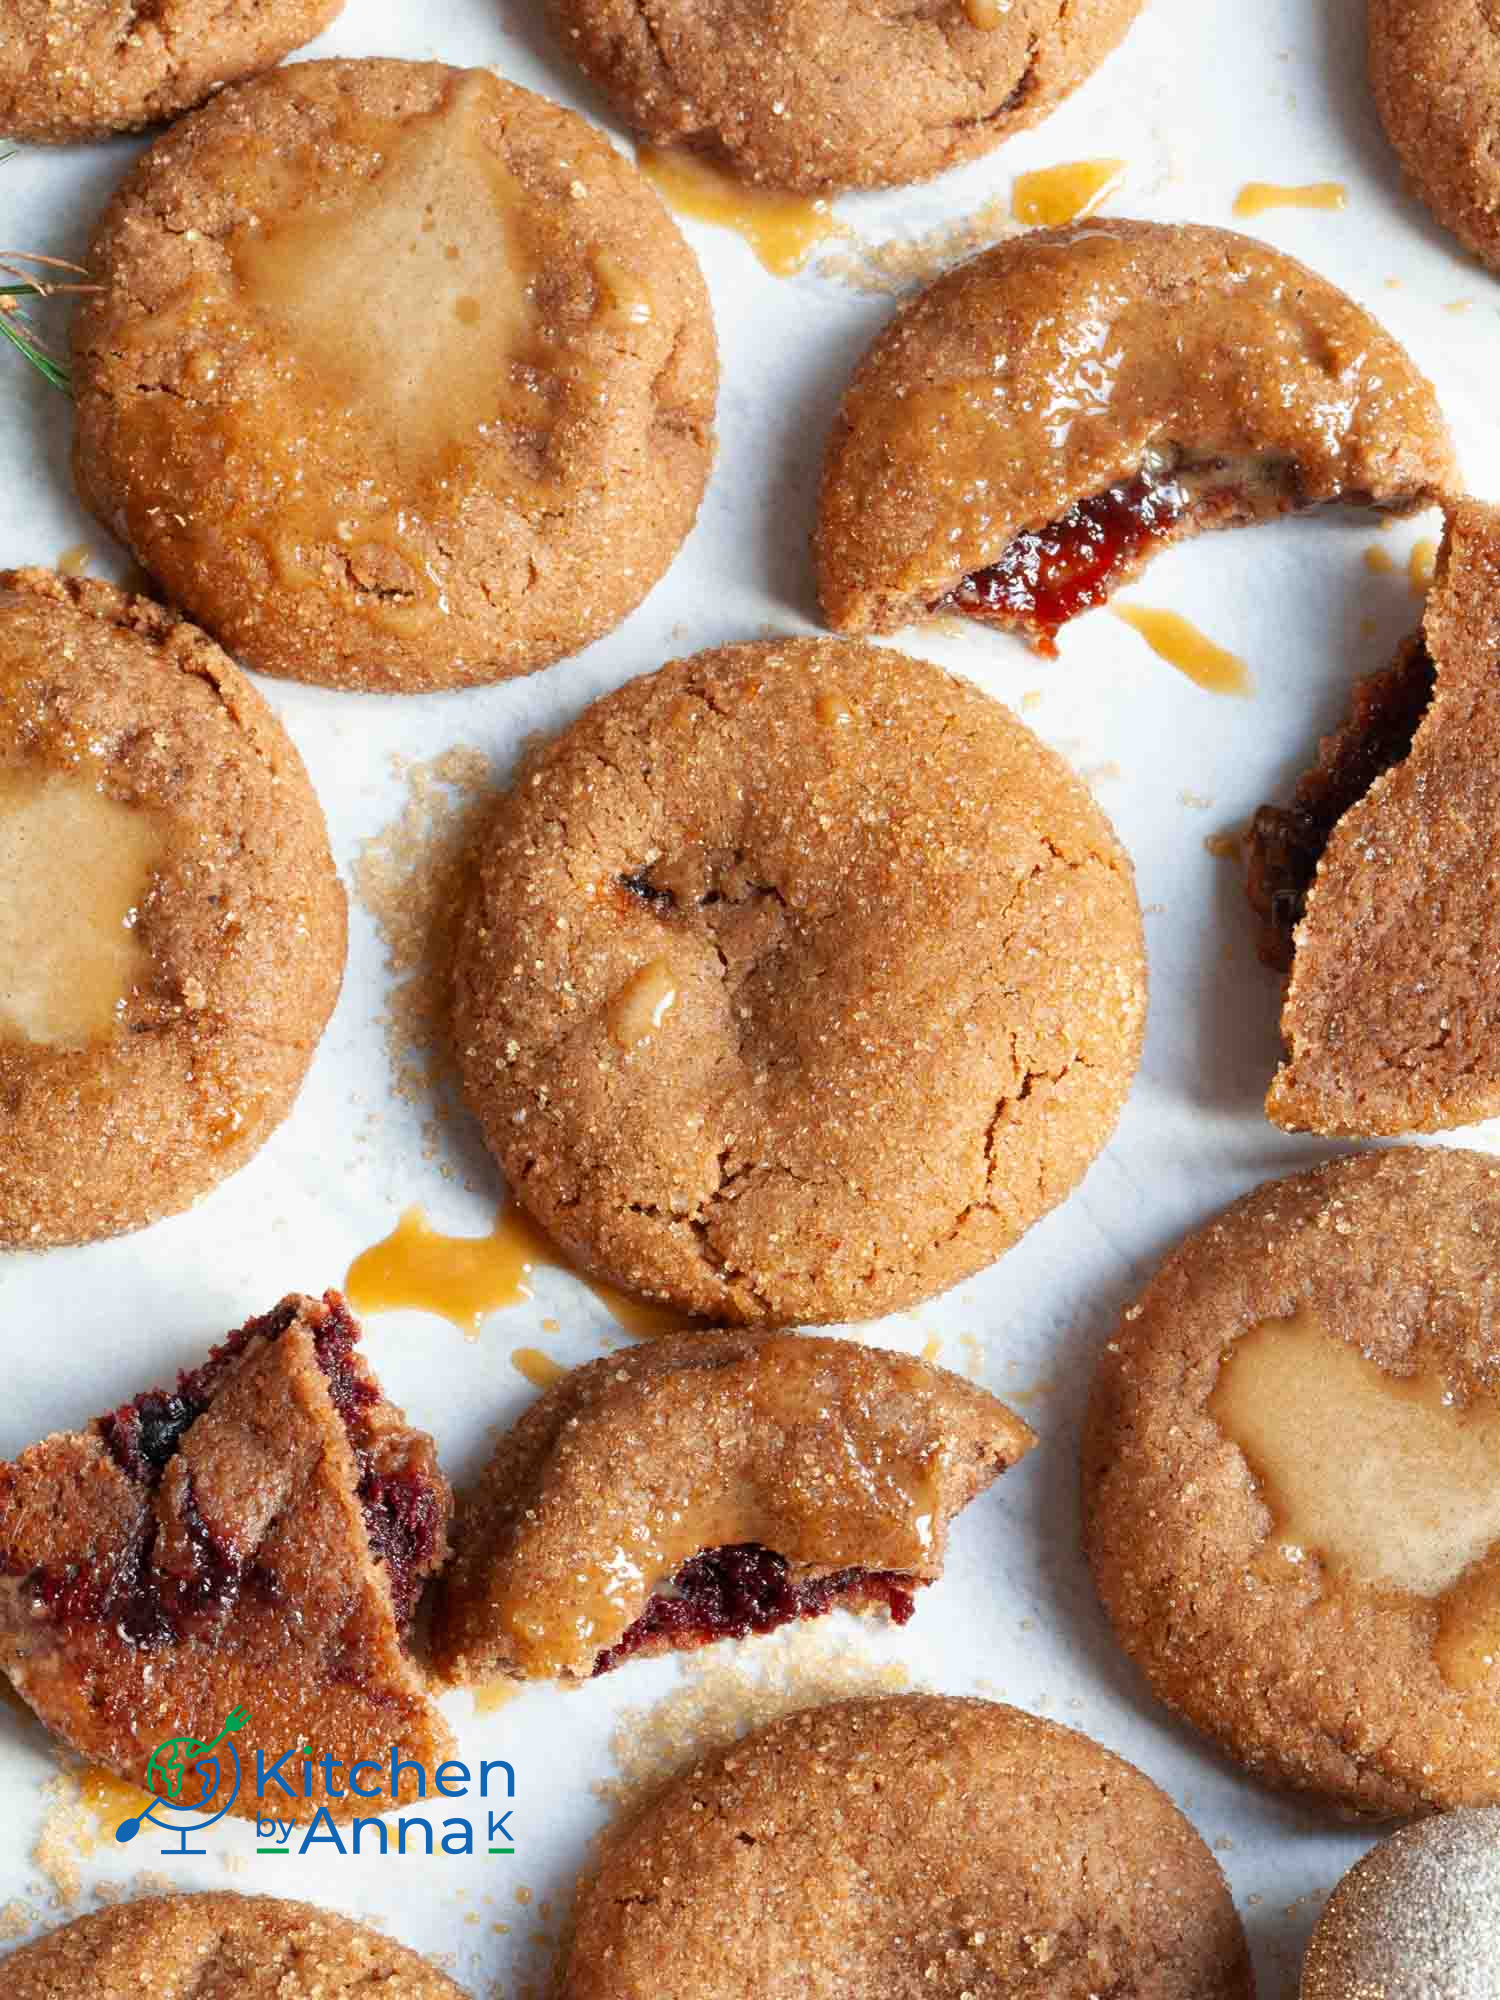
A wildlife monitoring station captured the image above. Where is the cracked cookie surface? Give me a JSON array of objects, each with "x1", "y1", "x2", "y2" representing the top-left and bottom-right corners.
[
  {"x1": 454, "y1": 637, "x2": 1145, "y2": 1325},
  {"x1": 1084, "y1": 1149, "x2": 1500, "y2": 1816},
  {"x1": 1250, "y1": 499, "x2": 1500, "y2": 1136},
  {"x1": 71, "y1": 59, "x2": 718, "y2": 692},
  {"x1": 433, "y1": 1330, "x2": 1035, "y2": 1683},
  {"x1": 0, "y1": 568, "x2": 345, "y2": 1246},
  {"x1": 546, "y1": 0, "x2": 1144, "y2": 193},
  {"x1": 817, "y1": 219, "x2": 1455, "y2": 644},
  {"x1": 0, "y1": 0, "x2": 343, "y2": 142},
  {"x1": 561, "y1": 1694, "x2": 1253, "y2": 1999},
  {"x1": 5, "y1": 1892, "x2": 465, "y2": 1995}
]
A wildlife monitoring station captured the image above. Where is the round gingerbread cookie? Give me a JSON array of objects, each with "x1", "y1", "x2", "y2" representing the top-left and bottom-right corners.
[
  {"x1": 1370, "y1": 0, "x2": 1500, "y2": 273},
  {"x1": 548, "y1": 0, "x2": 1144, "y2": 193},
  {"x1": 72, "y1": 60, "x2": 718, "y2": 694},
  {"x1": 4, "y1": 1894, "x2": 465, "y2": 1996},
  {"x1": 561, "y1": 1694, "x2": 1253, "y2": 1998},
  {"x1": 454, "y1": 637, "x2": 1146, "y2": 1326},
  {"x1": 817, "y1": 219, "x2": 1455, "y2": 648},
  {"x1": 1301, "y1": 1811, "x2": 1500, "y2": 1998},
  {"x1": 0, "y1": 0, "x2": 342, "y2": 142},
  {"x1": 0, "y1": 569, "x2": 345, "y2": 1247},
  {"x1": 1084, "y1": 1147, "x2": 1500, "y2": 1817}
]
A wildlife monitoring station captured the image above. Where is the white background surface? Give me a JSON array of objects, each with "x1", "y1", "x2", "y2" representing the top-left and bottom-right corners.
[{"x1": 2, "y1": 0, "x2": 1497, "y2": 1991}]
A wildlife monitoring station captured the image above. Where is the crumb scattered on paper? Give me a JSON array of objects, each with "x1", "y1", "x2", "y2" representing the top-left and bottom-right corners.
[
  {"x1": 353, "y1": 748, "x2": 498, "y2": 1164},
  {"x1": 32, "y1": 1773, "x2": 85, "y2": 1905},
  {"x1": 0, "y1": 1898, "x2": 37, "y2": 1940},
  {"x1": 1204, "y1": 828, "x2": 1244, "y2": 863},
  {"x1": 818, "y1": 196, "x2": 1022, "y2": 295}
]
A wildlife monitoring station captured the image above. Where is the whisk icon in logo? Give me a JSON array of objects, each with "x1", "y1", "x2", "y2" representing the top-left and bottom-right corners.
[{"x1": 116, "y1": 1705, "x2": 248, "y2": 1856}]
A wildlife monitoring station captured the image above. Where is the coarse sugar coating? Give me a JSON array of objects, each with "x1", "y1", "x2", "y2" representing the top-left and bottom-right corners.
[
  {"x1": 71, "y1": 60, "x2": 718, "y2": 692},
  {"x1": 1084, "y1": 1148, "x2": 1500, "y2": 1817},
  {"x1": 561, "y1": 1694, "x2": 1254, "y2": 1999},
  {"x1": 0, "y1": 568, "x2": 345, "y2": 1246},
  {"x1": 0, "y1": 0, "x2": 343, "y2": 142},
  {"x1": 3, "y1": 1893, "x2": 466, "y2": 1995},
  {"x1": 453, "y1": 637, "x2": 1146, "y2": 1325},
  {"x1": 1370, "y1": 0, "x2": 1500, "y2": 274},
  {"x1": 817, "y1": 220, "x2": 1455, "y2": 646},
  {"x1": 1250, "y1": 499, "x2": 1500, "y2": 1136},
  {"x1": 432, "y1": 1329, "x2": 1035, "y2": 1683},
  {"x1": 547, "y1": 0, "x2": 1144, "y2": 193}
]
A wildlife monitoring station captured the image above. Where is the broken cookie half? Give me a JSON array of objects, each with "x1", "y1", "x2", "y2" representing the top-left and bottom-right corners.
[
  {"x1": 816, "y1": 219, "x2": 1455, "y2": 652},
  {"x1": 1249, "y1": 499, "x2": 1500, "y2": 1135},
  {"x1": 432, "y1": 1330, "x2": 1034, "y2": 1685},
  {"x1": 0, "y1": 1292, "x2": 453, "y2": 1821}
]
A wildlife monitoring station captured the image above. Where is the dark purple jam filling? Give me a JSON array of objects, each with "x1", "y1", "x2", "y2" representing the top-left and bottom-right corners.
[{"x1": 590, "y1": 1542, "x2": 917, "y2": 1677}]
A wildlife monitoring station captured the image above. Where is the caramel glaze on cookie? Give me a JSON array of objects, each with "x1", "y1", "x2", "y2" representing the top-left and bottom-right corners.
[
  {"x1": 548, "y1": 0, "x2": 1144, "y2": 194},
  {"x1": 454, "y1": 638, "x2": 1146, "y2": 1326},
  {"x1": 433, "y1": 1331, "x2": 1035, "y2": 1685},
  {"x1": 0, "y1": 0, "x2": 343, "y2": 142},
  {"x1": 817, "y1": 220, "x2": 1455, "y2": 650},
  {"x1": 4, "y1": 1894, "x2": 466, "y2": 1997},
  {"x1": 562, "y1": 1695, "x2": 1254, "y2": 1999},
  {"x1": 72, "y1": 61, "x2": 718, "y2": 693},
  {"x1": 1085, "y1": 1149, "x2": 1500, "y2": 1818},
  {"x1": 0, "y1": 570, "x2": 345, "y2": 1247},
  {"x1": 1370, "y1": 0, "x2": 1500, "y2": 274},
  {"x1": 1248, "y1": 500, "x2": 1500, "y2": 1136}
]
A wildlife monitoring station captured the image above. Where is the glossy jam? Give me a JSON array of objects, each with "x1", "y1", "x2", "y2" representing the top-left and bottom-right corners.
[
  {"x1": 1011, "y1": 160, "x2": 1124, "y2": 228},
  {"x1": 940, "y1": 467, "x2": 1189, "y2": 654},
  {"x1": 1111, "y1": 604, "x2": 1251, "y2": 695},
  {"x1": 0, "y1": 769, "x2": 159, "y2": 1046},
  {"x1": 1210, "y1": 1307, "x2": 1500, "y2": 1690},
  {"x1": 637, "y1": 147, "x2": 842, "y2": 277}
]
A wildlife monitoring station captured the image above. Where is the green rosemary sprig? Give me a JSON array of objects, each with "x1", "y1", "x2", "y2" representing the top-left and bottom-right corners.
[
  {"x1": 0, "y1": 283, "x2": 69, "y2": 392},
  {"x1": 0, "y1": 251, "x2": 97, "y2": 396}
]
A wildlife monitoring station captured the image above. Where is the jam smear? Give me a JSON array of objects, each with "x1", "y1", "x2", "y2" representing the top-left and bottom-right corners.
[
  {"x1": 31, "y1": 1293, "x2": 443, "y2": 1648},
  {"x1": 939, "y1": 466, "x2": 1191, "y2": 655},
  {"x1": 590, "y1": 1542, "x2": 917, "y2": 1676},
  {"x1": 1247, "y1": 637, "x2": 1436, "y2": 970}
]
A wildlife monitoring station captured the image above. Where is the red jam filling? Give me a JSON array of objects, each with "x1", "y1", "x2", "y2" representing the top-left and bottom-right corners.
[
  {"x1": 591, "y1": 1542, "x2": 917, "y2": 1677},
  {"x1": 24, "y1": 1294, "x2": 441, "y2": 1647},
  {"x1": 939, "y1": 466, "x2": 1191, "y2": 654}
]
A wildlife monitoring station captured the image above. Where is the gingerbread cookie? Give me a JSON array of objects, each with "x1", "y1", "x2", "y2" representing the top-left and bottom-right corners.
[
  {"x1": 433, "y1": 1331, "x2": 1035, "y2": 1684},
  {"x1": 548, "y1": 0, "x2": 1144, "y2": 193},
  {"x1": 1301, "y1": 1811, "x2": 1500, "y2": 1999},
  {"x1": 1370, "y1": 0, "x2": 1500, "y2": 274},
  {"x1": 562, "y1": 1695, "x2": 1253, "y2": 1998},
  {"x1": 4, "y1": 1894, "x2": 465, "y2": 1996},
  {"x1": 454, "y1": 637, "x2": 1146, "y2": 1326},
  {"x1": 817, "y1": 220, "x2": 1455, "y2": 649},
  {"x1": 72, "y1": 60, "x2": 718, "y2": 693},
  {"x1": 0, "y1": 0, "x2": 342, "y2": 142},
  {"x1": 0, "y1": 569, "x2": 344, "y2": 1247},
  {"x1": 1248, "y1": 500, "x2": 1500, "y2": 1136},
  {"x1": 1084, "y1": 1148, "x2": 1500, "y2": 1817},
  {"x1": 0, "y1": 1292, "x2": 453, "y2": 1822}
]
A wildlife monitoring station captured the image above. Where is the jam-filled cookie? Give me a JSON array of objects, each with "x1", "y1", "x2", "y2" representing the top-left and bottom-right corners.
[
  {"x1": 1085, "y1": 1148, "x2": 1500, "y2": 1817},
  {"x1": 1248, "y1": 499, "x2": 1500, "y2": 1136},
  {"x1": 433, "y1": 1331, "x2": 1035, "y2": 1684},
  {"x1": 0, "y1": 569, "x2": 344, "y2": 1247},
  {"x1": 561, "y1": 1695, "x2": 1254, "y2": 1999},
  {"x1": 1302, "y1": 1810, "x2": 1500, "y2": 1999},
  {"x1": 72, "y1": 60, "x2": 718, "y2": 693},
  {"x1": 1370, "y1": 0, "x2": 1500, "y2": 274},
  {"x1": 0, "y1": 1293, "x2": 453, "y2": 1822},
  {"x1": 5, "y1": 1894, "x2": 465, "y2": 1997},
  {"x1": 817, "y1": 220, "x2": 1455, "y2": 651},
  {"x1": 547, "y1": 0, "x2": 1144, "y2": 193},
  {"x1": 454, "y1": 637, "x2": 1146, "y2": 1326},
  {"x1": 0, "y1": 0, "x2": 342, "y2": 142}
]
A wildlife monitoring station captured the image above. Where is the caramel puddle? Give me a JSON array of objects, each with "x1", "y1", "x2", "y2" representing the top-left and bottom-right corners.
[
  {"x1": 1011, "y1": 159, "x2": 1124, "y2": 228},
  {"x1": 638, "y1": 147, "x2": 843, "y2": 276},
  {"x1": 1364, "y1": 545, "x2": 1396, "y2": 576},
  {"x1": 1409, "y1": 537, "x2": 1438, "y2": 597},
  {"x1": 1233, "y1": 181, "x2": 1348, "y2": 219},
  {"x1": 512, "y1": 1346, "x2": 567, "y2": 1390},
  {"x1": 79, "y1": 1768, "x2": 152, "y2": 1849},
  {"x1": 1111, "y1": 605, "x2": 1251, "y2": 696},
  {"x1": 1211, "y1": 1307, "x2": 1500, "y2": 1693},
  {"x1": 345, "y1": 1204, "x2": 696, "y2": 1340}
]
